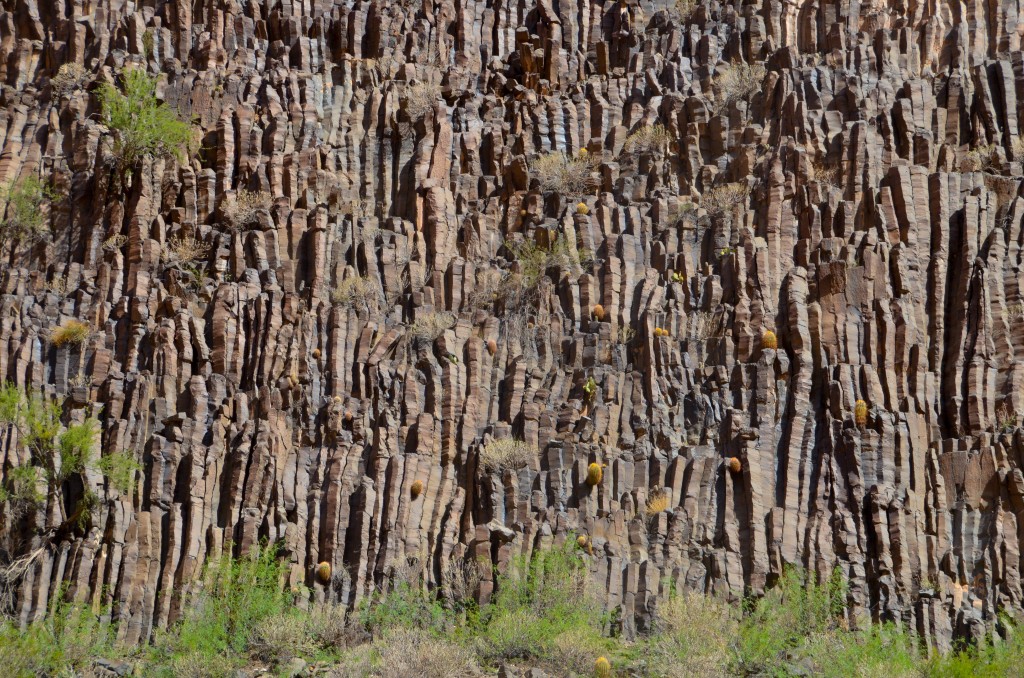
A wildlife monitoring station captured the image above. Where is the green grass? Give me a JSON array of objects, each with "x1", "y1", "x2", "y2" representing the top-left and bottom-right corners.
[{"x1": 3, "y1": 545, "x2": 1024, "y2": 677}]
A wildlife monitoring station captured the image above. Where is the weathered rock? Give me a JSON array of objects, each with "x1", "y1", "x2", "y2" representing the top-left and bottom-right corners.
[{"x1": 0, "y1": 0, "x2": 1021, "y2": 653}]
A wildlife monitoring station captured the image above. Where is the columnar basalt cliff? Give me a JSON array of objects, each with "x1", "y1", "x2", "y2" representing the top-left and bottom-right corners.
[{"x1": 0, "y1": 0, "x2": 1022, "y2": 653}]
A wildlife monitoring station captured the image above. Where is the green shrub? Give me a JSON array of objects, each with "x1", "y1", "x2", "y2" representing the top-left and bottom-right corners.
[
  {"x1": 98, "y1": 69, "x2": 194, "y2": 171},
  {"x1": 476, "y1": 542, "x2": 603, "y2": 667},
  {"x1": 736, "y1": 566, "x2": 847, "y2": 675},
  {"x1": 358, "y1": 579, "x2": 451, "y2": 636},
  {"x1": 800, "y1": 623, "x2": 921, "y2": 678},
  {"x1": 0, "y1": 598, "x2": 119, "y2": 677},
  {"x1": 0, "y1": 176, "x2": 57, "y2": 248},
  {"x1": 96, "y1": 451, "x2": 142, "y2": 495},
  {"x1": 56, "y1": 419, "x2": 97, "y2": 483},
  {"x1": 144, "y1": 545, "x2": 289, "y2": 675},
  {"x1": 504, "y1": 235, "x2": 588, "y2": 290}
]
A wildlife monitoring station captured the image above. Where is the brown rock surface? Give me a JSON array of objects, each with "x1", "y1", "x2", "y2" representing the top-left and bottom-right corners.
[{"x1": 0, "y1": 0, "x2": 1021, "y2": 650}]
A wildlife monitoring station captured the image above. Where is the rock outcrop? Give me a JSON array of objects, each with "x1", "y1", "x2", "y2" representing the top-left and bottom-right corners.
[{"x1": 1, "y1": 0, "x2": 1023, "y2": 652}]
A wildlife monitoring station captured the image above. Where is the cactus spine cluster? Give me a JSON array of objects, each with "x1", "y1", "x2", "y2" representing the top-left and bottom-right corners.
[
  {"x1": 316, "y1": 561, "x2": 332, "y2": 583},
  {"x1": 855, "y1": 399, "x2": 868, "y2": 427}
]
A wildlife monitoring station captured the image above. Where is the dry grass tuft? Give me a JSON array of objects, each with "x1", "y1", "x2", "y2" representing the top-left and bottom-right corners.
[
  {"x1": 51, "y1": 320, "x2": 90, "y2": 347},
  {"x1": 371, "y1": 627, "x2": 479, "y2": 678},
  {"x1": 644, "y1": 490, "x2": 671, "y2": 516},
  {"x1": 623, "y1": 124, "x2": 673, "y2": 157},
  {"x1": 332, "y1": 276, "x2": 380, "y2": 310},
  {"x1": 102, "y1": 234, "x2": 128, "y2": 251},
  {"x1": 163, "y1": 234, "x2": 210, "y2": 264},
  {"x1": 960, "y1": 144, "x2": 997, "y2": 172},
  {"x1": 701, "y1": 183, "x2": 750, "y2": 219},
  {"x1": 409, "y1": 310, "x2": 456, "y2": 341},
  {"x1": 227, "y1": 189, "x2": 272, "y2": 228},
  {"x1": 479, "y1": 438, "x2": 535, "y2": 473},
  {"x1": 531, "y1": 152, "x2": 598, "y2": 195},
  {"x1": 247, "y1": 614, "x2": 313, "y2": 665},
  {"x1": 648, "y1": 590, "x2": 738, "y2": 677},
  {"x1": 441, "y1": 558, "x2": 484, "y2": 608},
  {"x1": 811, "y1": 159, "x2": 840, "y2": 189},
  {"x1": 44, "y1": 275, "x2": 68, "y2": 295},
  {"x1": 714, "y1": 63, "x2": 766, "y2": 114}
]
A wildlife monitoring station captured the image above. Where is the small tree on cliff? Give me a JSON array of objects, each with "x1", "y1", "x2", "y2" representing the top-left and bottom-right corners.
[
  {"x1": 98, "y1": 69, "x2": 194, "y2": 178},
  {"x1": 0, "y1": 384, "x2": 99, "y2": 532}
]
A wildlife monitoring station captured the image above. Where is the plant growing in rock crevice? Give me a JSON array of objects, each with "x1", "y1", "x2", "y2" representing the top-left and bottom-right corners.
[
  {"x1": 98, "y1": 69, "x2": 194, "y2": 176},
  {"x1": 96, "y1": 451, "x2": 142, "y2": 495},
  {"x1": 0, "y1": 176, "x2": 58, "y2": 251},
  {"x1": 331, "y1": 275, "x2": 380, "y2": 311},
  {"x1": 713, "y1": 62, "x2": 766, "y2": 116},
  {"x1": 479, "y1": 438, "x2": 535, "y2": 473},
  {"x1": 0, "y1": 383, "x2": 98, "y2": 531},
  {"x1": 408, "y1": 311, "x2": 456, "y2": 341},
  {"x1": 622, "y1": 124, "x2": 673, "y2": 158},
  {"x1": 531, "y1": 151, "x2": 598, "y2": 196},
  {"x1": 50, "y1": 320, "x2": 90, "y2": 348},
  {"x1": 226, "y1": 189, "x2": 272, "y2": 228},
  {"x1": 854, "y1": 399, "x2": 868, "y2": 428}
]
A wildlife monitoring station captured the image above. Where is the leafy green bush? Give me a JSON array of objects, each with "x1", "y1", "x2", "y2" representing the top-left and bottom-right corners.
[
  {"x1": 0, "y1": 598, "x2": 118, "y2": 677},
  {"x1": 358, "y1": 579, "x2": 451, "y2": 637},
  {"x1": 56, "y1": 419, "x2": 97, "y2": 483},
  {"x1": 0, "y1": 384, "x2": 98, "y2": 527},
  {"x1": 504, "y1": 235, "x2": 590, "y2": 291},
  {"x1": 98, "y1": 69, "x2": 194, "y2": 171},
  {"x1": 96, "y1": 451, "x2": 142, "y2": 495},
  {"x1": 736, "y1": 566, "x2": 847, "y2": 674},
  {"x1": 799, "y1": 623, "x2": 921, "y2": 678},
  {"x1": 476, "y1": 542, "x2": 606, "y2": 668},
  {"x1": 0, "y1": 176, "x2": 57, "y2": 249},
  {"x1": 145, "y1": 545, "x2": 289, "y2": 675}
]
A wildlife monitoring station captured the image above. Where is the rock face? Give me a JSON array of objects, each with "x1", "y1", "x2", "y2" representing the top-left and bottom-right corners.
[{"x1": 0, "y1": 0, "x2": 1022, "y2": 651}]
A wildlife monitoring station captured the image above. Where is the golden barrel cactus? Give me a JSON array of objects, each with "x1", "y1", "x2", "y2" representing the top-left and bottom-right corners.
[
  {"x1": 586, "y1": 462, "x2": 604, "y2": 486},
  {"x1": 576, "y1": 202, "x2": 590, "y2": 215},
  {"x1": 592, "y1": 304, "x2": 605, "y2": 321},
  {"x1": 594, "y1": 656, "x2": 611, "y2": 677},
  {"x1": 577, "y1": 535, "x2": 589, "y2": 548},
  {"x1": 411, "y1": 479, "x2": 424, "y2": 498},
  {"x1": 728, "y1": 457, "x2": 742, "y2": 474},
  {"x1": 487, "y1": 338, "x2": 497, "y2": 356},
  {"x1": 762, "y1": 329, "x2": 777, "y2": 350},
  {"x1": 855, "y1": 399, "x2": 868, "y2": 427},
  {"x1": 316, "y1": 561, "x2": 332, "y2": 583}
]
